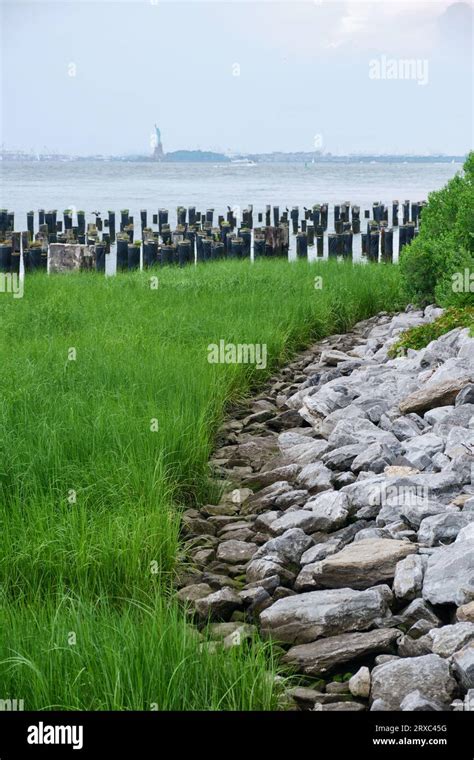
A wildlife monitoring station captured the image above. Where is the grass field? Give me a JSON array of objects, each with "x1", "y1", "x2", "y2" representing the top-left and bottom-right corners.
[{"x1": 0, "y1": 258, "x2": 407, "y2": 709}]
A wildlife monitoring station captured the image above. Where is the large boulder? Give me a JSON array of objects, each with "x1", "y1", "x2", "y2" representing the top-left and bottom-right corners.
[
  {"x1": 310, "y1": 538, "x2": 418, "y2": 590},
  {"x1": 399, "y1": 377, "x2": 474, "y2": 415},
  {"x1": 327, "y1": 418, "x2": 399, "y2": 451},
  {"x1": 246, "y1": 528, "x2": 312, "y2": 583},
  {"x1": 370, "y1": 654, "x2": 458, "y2": 710},
  {"x1": 429, "y1": 623, "x2": 474, "y2": 658},
  {"x1": 282, "y1": 629, "x2": 400, "y2": 676},
  {"x1": 418, "y1": 512, "x2": 471, "y2": 546},
  {"x1": 259, "y1": 585, "x2": 392, "y2": 644},
  {"x1": 216, "y1": 540, "x2": 258, "y2": 564},
  {"x1": 303, "y1": 491, "x2": 351, "y2": 531},
  {"x1": 422, "y1": 539, "x2": 474, "y2": 606}
]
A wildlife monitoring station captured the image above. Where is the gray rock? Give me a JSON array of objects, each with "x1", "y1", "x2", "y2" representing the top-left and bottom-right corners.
[
  {"x1": 423, "y1": 540, "x2": 474, "y2": 606},
  {"x1": 341, "y1": 475, "x2": 387, "y2": 513},
  {"x1": 253, "y1": 528, "x2": 313, "y2": 565},
  {"x1": 452, "y1": 644, "x2": 474, "y2": 690},
  {"x1": 351, "y1": 443, "x2": 400, "y2": 474},
  {"x1": 315, "y1": 701, "x2": 366, "y2": 711},
  {"x1": 277, "y1": 435, "x2": 329, "y2": 466},
  {"x1": 433, "y1": 404, "x2": 474, "y2": 437},
  {"x1": 402, "y1": 433, "x2": 445, "y2": 470},
  {"x1": 300, "y1": 542, "x2": 341, "y2": 566},
  {"x1": 282, "y1": 629, "x2": 399, "y2": 676},
  {"x1": 349, "y1": 666, "x2": 371, "y2": 699},
  {"x1": 424, "y1": 406, "x2": 454, "y2": 426},
  {"x1": 311, "y1": 538, "x2": 418, "y2": 590},
  {"x1": 430, "y1": 623, "x2": 474, "y2": 658},
  {"x1": 243, "y1": 480, "x2": 293, "y2": 513},
  {"x1": 398, "y1": 633, "x2": 433, "y2": 657},
  {"x1": 299, "y1": 384, "x2": 359, "y2": 426},
  {"x1": 399, "y1": 378, "x2": 474, "y2": 415},
  {"x1": 370, "y1": 698, "x2": 391, "y2": 711},
  {"x1": 400, "y1": 690, "x2": 444, "y2": 711},
  {"x1": 418, "y1": 512, "x2": 470, "y2": 546},
  {"x1": 393, "y1": 554, "x2": 426, "y2": 600},
  {"x1": 243, "y1": 465, "x2": 300, "y2": 489},
  {"x1": 370, "y1": 654, "x2": 457, "y2": 710},
  {"x1": 296, "y1": 462, "x2": 334, "y2": 493},
  {"x1": 456, "y1": 384, "x2": 474, "y2": 406},
  {"x1": 176, "y1": 583, "x2": 213, "y2": 604},
  {"x1": 392, "y1": 598, "x2": 441, "y2": 629},
  {"x1": 246, "y1": 529, "x2": 313, "y2": 584},
  {"x1": 303, "y1": 491, "x2": 350, "y2": 531},
  {"x1": 216, "y1": 540, "x2": 258, "y2": 564},
  {"x1": 457, "y1": 601, "x2": 474, "y2": 623},
  {"x1": 322, "y1": 444, "x2": 364, "y2": 471},
  {"x1": 390, "y1": 415, "x2": 429, "y2": 441},
  {"x1": 259, "y1": 585, "x2": 392, "y2": 644},
  {"x1": 269, "y1": 510, "x2": 326, "y2": 536},
  {"x1": 327, "y1": 418, "x2": 399, "y2": 451},
  {"x1": 238, "y1": 586, "x2": 271, "y2": 615},
  {"x1": 195, "y1": 587, "x2": 243, "y2": 621},
  {"x1": 445, "y1": 424, "x2": 474, "y2": 453},
  {"x1": 319, "y1": 406, "x2": 368, "y2": 439}
]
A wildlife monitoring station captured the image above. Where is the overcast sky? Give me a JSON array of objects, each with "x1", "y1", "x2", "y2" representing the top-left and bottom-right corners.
[{"x1": 1, "y1": 0, "x2": 472, "y2": 155}]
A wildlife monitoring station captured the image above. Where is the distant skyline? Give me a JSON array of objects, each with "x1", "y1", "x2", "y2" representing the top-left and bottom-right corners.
[{"x1": 1, "y1": 0, "x2": 473, "y2": 156}]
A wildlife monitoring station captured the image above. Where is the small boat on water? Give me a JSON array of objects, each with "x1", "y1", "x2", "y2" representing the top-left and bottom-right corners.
[{"x1": 230, "y1": 158, "x2": 257, "y2": 166}]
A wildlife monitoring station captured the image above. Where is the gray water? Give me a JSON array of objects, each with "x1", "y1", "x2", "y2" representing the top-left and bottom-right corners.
[{"x1": 0, "y1": 160, "x2": 463, "y2": 269}]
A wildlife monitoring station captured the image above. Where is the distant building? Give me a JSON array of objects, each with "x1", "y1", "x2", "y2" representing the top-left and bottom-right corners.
[{"x1": 152, "y1": 125, "x2": 164, "y2": 161}]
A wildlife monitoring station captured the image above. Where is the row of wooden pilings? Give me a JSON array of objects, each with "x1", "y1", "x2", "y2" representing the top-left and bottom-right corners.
[{"x1": 0, "y1": 200, "x2": 426, "y2": 273}]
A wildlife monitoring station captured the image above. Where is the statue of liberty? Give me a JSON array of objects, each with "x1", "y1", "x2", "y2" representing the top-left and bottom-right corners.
[{"x1": 152, "y1": 124, "x2": 164, "y2": 160}]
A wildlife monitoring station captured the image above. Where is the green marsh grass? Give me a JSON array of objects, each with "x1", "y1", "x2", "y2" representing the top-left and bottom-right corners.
[{"x1": 0, "y1": 258, "x2": 406, "y2": 709}]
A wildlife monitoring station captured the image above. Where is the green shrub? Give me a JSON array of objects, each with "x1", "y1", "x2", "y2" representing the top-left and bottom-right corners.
[
  {"x1": 389, "y1": 306, "x2": 474, "y2": 357},
  {"x1": 399, "y1": 152, "x2": 474, "y2": 307}
]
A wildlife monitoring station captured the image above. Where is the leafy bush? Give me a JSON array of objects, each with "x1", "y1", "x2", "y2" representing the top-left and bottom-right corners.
[{"x1": 399, "y1": 152, "x2": 474, "y2": 307}]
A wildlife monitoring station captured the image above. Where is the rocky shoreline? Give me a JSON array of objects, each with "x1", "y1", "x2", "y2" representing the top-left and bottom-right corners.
[{"x1": 177, "y1": 306, "x2": 474, "y2": 712}]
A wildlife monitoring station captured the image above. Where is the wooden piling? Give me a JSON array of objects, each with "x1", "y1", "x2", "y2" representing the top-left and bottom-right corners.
[
  {"x1": 316, "y1": 233, "x2": 324, "y2": 257},
  {"x1": 239, "y1": 228, "x2": 251, "y2": 257},
  {"x1": 403, "y1": 201, "x2": 410, "y2": 225},
  {"x1": 291, "y1": 207, "x2": 299, "y2": 235},
  {"x1": 328, "y1": 233, "x2": 338, "y2": 258},
  {"x1": 254, "y1": 236, "x2": 265, "y2": 258},
  {"x1": 296, "y1": 232, "x2": 307, "y2": 258},
  {"x1": 158, "y1": 209, "x2": 168, "y2": 234},
  {"x1": 202, "y1": 238, "x2": 212, "y2": 261},
  {"x1": 369, "y1": 231, "x2": 380, "y2": 262},
  {"x1": 76, "y1": 210, "x2": 85, "y2": 236},
  {"x1": 0, "y1": 243, "x2": 12, "y2": 273},
  {"x1": 381, "y1": 228, "x2": 393, "y2": 262},
  {"x1": 342, "y1": 231, "x2": 353, "y2": 259},
  {"x1": 177, "y1": 240, "x2": 191, "y2": 267},
  {"x1": 320, "y1": 204, "x2": 328, "y2": 230},
  {"x1": 95, "y1": 243, "x2": 106, "y2": 272},
  {"x1": 143, "y1": 239, "x2": 158, "y2": 268},
  {"x1": 312, "y1": 204, "x2": 321, "y2": 227},
  {"x1": 161, "y1": 244, "x2": 175, "y2": 266},
  {"x1": 392, "y1": 201, "x2": 399, "y2": 227}
]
